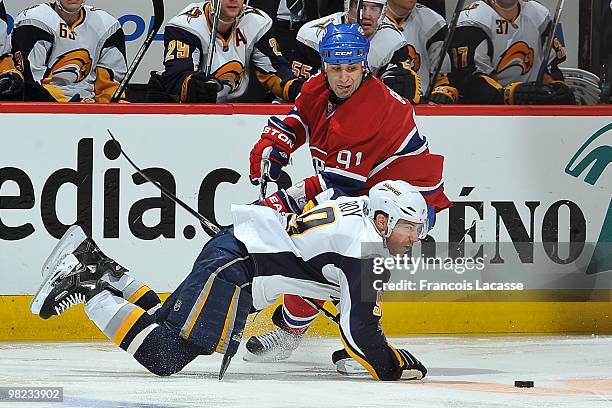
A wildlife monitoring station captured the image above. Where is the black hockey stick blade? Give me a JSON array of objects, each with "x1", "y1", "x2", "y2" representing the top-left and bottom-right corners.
[
  {"x1": 219, "y1": 354, "x2": 232, "y2": 380},
  {"x1": 422, "y1": 0, "x2": 467, "y2": 103},
  {"x1": 111, "y1": 0, "x2": 165, "y2": 102},
  {"x1": 107, "y1": 130, "x2": 221, "y2": 236}
]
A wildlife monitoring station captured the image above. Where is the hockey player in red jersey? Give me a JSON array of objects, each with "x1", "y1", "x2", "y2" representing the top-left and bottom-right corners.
[{"x1": 246, "y1": 22, "x2": 451, "y2": 363}]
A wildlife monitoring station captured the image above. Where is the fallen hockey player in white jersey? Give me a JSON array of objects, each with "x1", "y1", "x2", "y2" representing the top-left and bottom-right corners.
[
  {"x1": 10, "y1": 0, "x2": 127, "y2": 102},
  {"x1": 150, "y1": 0, "x2": 303, "y2": 103},
  {"x1": 293, "y1": 0, "x2": 422, "y2": 103},
  {"x1": 0, "y1": 0, "x2": 24, "y2": 100},
  {"x1": 30, "y1": 180, "x2": 428, "y2": 381}
]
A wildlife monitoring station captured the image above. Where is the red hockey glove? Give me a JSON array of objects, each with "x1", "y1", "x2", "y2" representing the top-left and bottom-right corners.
[
  {"x1": 249, "y1": 119, "x2": 295, "y2": 184},
  {"x1": 258, "y1": 189, "x2": 300, "y2": 214}
]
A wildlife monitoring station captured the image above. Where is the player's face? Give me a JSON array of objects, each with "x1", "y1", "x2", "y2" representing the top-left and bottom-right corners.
[
  {"x1": 387, "y1": 0, "x2": 417, "y2": 17},
  {"x1": 348, "y1": 2, "x2": 383, "y2": 37},
  {"x1": 58, "y1": 0, "x2": 84, "y2": 13},
  {"x1": 386, "y1": 220, "x2": 422, "y2": 255},
  {"x1": 220, "y1": 0, "x2": 245, "y2": 21},
  {"x1": 494, "y1": 0, "x2": 519, "y2": 8},
  {"x1": 324, "y1": 63, "x2": 364, "y2": 99}
]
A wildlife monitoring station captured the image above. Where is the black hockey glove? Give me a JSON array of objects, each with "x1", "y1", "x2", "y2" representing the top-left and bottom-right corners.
[
  {"x1": 180, "y1": 72, "x2": 223, "y2": 103},
  {"x1": 332, "y1": 348, "x2": 427, "y2": 380},
  {"x1": 145, "y1": 71, "x2": 174, "y2": 103},
  {"x1": 380, "y1": 64, "x2": 421, "y2": 104},
  {"x1": 0, "y1": 54, "x2": 24, "y2": 101},
  {"x1": 286, "y1": 77, "x2": 305, "y2": 103},
  {"x1": 396, "y1": 348, "x2": 427, "y2": 380},
  {"x1": 429, "y1": 85, "x2": 459, "y2": 104},
  {"x1": 504, "y1": 81, "x2": 576, "y2": 105}
]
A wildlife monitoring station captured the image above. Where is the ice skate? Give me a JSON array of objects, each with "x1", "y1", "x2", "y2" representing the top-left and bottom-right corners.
[
  {"x1": 30, "y1": 225, "x2": 127, "y2": 319},
  {"x1": 243, "y1": 327, "x2": 304, "y2": 362}
]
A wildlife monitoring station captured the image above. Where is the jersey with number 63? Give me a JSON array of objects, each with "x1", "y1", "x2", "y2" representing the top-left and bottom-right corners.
[
  {"x1": 232, "y1": 194, "x2": 406, "y2": 380},
  {"x1": 11, "y1": 3, "x2": 127, "y2": 102},
  {"x1": 278, "y1": 72, "x2": 451, "y2": 213},
  {"x1": 162, "y1": 2, "x2": 298, "y2": 102}
]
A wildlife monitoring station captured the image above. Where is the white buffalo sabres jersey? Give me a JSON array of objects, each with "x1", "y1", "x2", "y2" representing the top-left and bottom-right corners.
[
  {"x1": 233, "y1": 195, "x2": 407, "y2": 381},
  {"x1": 0, "y1": 0, "x2": 9, "y2": 55},
  {"x1": 163, "y1": 2, "x2": 297, "y2": 102},
  {"x1": 455, "y1": 0, "x2": 564, "y2": 86},
  {"x1": 232, "y1": 195, "x2": 384, "y2": 310},
  {"x1": 385, "y1": 4, "x2": 450, "y2": 93},
  {"x1": 295, "y1": 12, "x2": 408, "y2": 76},
  {"x1": 11, "y1": 4, "x2": 127, "y2": 102}
]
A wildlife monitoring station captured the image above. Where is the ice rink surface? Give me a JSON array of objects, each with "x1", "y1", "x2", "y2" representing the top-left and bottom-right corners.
[{"x1": 1, "y1": 335, "x2": 611, "y2": 408}]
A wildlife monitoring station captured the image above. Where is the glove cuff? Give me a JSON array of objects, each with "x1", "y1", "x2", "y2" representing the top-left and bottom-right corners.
[
  {"x1": 503, "y1": 81, "x2": 522, "y2": 105},
  {"x1": 431, "y1": 86, "x2": 459, "y2": 104},
  {"x1": 0, "y1": 55, "x2": 22, "y2": 78},
  {"x1": 180, "y1": 73, "x2": 195, "y2": 103}
]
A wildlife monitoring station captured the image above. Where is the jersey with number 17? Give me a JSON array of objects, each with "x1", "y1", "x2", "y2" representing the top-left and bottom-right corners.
[{"x1": 283, "y1": 73, "x2": 451, "y2": 212}]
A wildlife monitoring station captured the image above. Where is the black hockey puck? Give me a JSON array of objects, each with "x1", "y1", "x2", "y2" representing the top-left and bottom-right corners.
[{"x1": 514, "y1": 380, "x2": 534, "y2": 388}]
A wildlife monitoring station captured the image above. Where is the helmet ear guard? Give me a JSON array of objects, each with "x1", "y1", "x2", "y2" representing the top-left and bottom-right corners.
[{"x1": 367, "y1": 180, "x2": 429, "y2": 239}]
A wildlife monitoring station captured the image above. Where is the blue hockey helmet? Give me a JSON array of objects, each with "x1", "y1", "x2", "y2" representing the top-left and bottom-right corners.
[{"x1": 319, "y1": 23, "x2": 370, "y2": 65}]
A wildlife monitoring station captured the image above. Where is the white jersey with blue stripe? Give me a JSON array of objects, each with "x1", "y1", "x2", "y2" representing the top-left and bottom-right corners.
[
  {"x1": 232, "y1": 194, "x2": 409, "y2": 380},
  {"x1": 232, "y1": 195, "x2": 384, "y2": 310}
]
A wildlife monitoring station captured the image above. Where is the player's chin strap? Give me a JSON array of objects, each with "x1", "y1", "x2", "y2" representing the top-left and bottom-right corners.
[{"x1": 55, "y1": 0, "x2": 84, "y2": 14}]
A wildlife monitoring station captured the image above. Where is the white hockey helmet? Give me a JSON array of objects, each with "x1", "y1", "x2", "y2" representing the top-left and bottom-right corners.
[{"x1": 367, "y1": 180, "x2": 429, "y2": 239}]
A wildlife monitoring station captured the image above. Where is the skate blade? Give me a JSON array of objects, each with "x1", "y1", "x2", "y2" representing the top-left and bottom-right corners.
[
  {"x1": 30, "y1": 225, "x2": 87, "y2": 315},
  {"x1": 402, "y1": 369, "x2": 424, "y2": 381},
  {"x1": 335, "y1": 358, "x2": 370, "y2": 377}
]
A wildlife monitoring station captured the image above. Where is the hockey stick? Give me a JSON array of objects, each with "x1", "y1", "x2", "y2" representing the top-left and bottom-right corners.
[
  {"x1": 422, "y1": 0, "x2": 466, "y2": 103},
  {"x1": 535, "y1": 0, "x2": 565, "y2": 85},
  {"x1": 307, "y1": 299, "x2": 340, "y2": 324},
  {"x1": 204, "y1": 0, "x2": 222, "y2": 77},
  {"x1": 259, "y1": 160, "x2": 269, "y2": 200},
  {"x1": 107, "y1": 130, "x2": 221, "y2": 236},
  {"x1": 110, "y1": 0, "x2": 165, "y2": 102}
]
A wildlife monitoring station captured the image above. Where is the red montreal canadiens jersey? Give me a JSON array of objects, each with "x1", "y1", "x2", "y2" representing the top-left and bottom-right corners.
[{"x1": 283, "y1": 73, "x2": 451, "y2": 212}]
